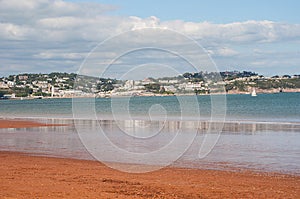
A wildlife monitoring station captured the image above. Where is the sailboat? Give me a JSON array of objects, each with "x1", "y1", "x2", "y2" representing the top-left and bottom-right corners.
[{"x1": 251, "y1": 88, "x2": 257, "y2": 97}]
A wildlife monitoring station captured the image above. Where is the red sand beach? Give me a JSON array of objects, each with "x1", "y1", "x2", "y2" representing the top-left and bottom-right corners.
[
  {"x1": 0, "y1": 119, "x2": 68, "y2": 129},
  {"x1": 0, "y1": 119, "x2": 299, "y2": 198}
]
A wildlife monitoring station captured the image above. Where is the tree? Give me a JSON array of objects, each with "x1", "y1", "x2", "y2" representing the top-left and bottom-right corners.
[
  {"x1": 183, "y1": 72, "x2": 192, "y2": 79},
  {"x1": 97, "y1": 78, "x2": 116, "y2": 92},
  {"x1": 0, "y1": 91, "x2": 6, "y2": 98},
  {"x1": 225, "y1": 84, "x2": 234, "y2": 92},
  {"x1": 144, "y1": 83, "x2": 161, "y2": 93}
]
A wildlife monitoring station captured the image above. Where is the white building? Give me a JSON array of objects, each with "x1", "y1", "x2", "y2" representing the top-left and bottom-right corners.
[
  {"x1": 159, "y1": 79, "x2": 179, "y2": 84},
  {"x1": 164, "y1": 85, "x2": 177, "y2": 92},
  {"x1": 0, "y1": 82, "x2": 9, "y2": 89},
  {"x1": 124, "y1": 80, "x2": 134, "y2": 90},
  {"x1": 183, "y1": 82, "x2": 203, "y2": 91},
  {"x1": 7, "y1": 81, "x2": 15, "y2": 87}
]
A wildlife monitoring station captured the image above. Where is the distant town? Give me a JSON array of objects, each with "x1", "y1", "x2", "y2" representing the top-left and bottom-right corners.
[{"x1": 0, "y1": 71, "x2": 300, "y2": 99}]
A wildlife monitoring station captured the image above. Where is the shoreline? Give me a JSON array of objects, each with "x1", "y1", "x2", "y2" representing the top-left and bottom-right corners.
[
  {"x1": 1, "y1": 117, "x2": 300, "y2": 130},
  {"x1": 0, "y1": 119, "x2": 68, "y2": 129},
  {"x1": 1, "y1": 90, "x2": 300, "y2": 100},
  {"x1": 0, "y1": 119, "x2": 300, "y2": 198},
  {"x1": 0, "y1": 115, "x2": 300, "y2": 128},
  {"x1": 0, "y1": 151, "x2": 299, "y2": 198}
]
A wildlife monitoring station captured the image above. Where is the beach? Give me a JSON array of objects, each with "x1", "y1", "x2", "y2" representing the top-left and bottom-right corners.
[
  {"x1": 1, "y1": 151, "x2": 299, "y2": 199},
  {"x1": 0, "y1": 119, "x2": 299, "y2": 198},
  {"x1": 0, "y1": 119, "x2": 68, "y2": 129},
  {"x1": 2, "y1": 0, "x2": 300, "y2": 198}
]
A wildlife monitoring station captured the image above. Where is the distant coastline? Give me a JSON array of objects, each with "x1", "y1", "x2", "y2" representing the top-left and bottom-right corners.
[
  {"x1": 1, "y1": 88, "x2": 300, "y2": 101},
  {"x1": 1, "y1": 71, "x2": 300, "y2": 99}
]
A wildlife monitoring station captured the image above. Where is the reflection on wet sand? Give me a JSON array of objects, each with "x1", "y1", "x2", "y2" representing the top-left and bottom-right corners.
[
  {"x1": 72, "y1": 118, "x2": 300, "y2": 133},
  {"x1": 0, "y1": 118, "x2": 300, "y2": 174}
]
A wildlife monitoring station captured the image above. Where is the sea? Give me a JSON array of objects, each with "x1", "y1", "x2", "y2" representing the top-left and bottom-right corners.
[{"x1": 0, "y1": 92, "x2": 300, "y2": 174}]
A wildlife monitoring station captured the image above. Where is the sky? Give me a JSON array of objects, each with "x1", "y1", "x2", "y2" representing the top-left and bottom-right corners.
[
  {"x1": 1, "y1": 0, "x2": 300, "y2": 77},
  {"x1": 76, "y1": 0, "x2": 300, "y2": 24}
]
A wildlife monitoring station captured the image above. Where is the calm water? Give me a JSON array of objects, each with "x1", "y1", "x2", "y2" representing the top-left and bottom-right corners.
[
  {"x1": 0, "y1": 93, "x2": 300, "y2": 174},
  {"x1": 0, "y1": 92, "x2": 300, "y2": 122}
]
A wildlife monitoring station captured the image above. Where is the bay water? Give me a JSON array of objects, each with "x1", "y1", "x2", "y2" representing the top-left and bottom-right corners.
[{"x1": 0, "y1": 92, "x2": 299, "y2": 174}]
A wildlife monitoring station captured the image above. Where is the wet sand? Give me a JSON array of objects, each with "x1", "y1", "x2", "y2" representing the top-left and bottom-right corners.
[
  {"x1": 0, "y1": 119, "x2": 299, "y2": 198},
  {"x1": 0, "y1": 119, "x2": 68, "y2": 128}
]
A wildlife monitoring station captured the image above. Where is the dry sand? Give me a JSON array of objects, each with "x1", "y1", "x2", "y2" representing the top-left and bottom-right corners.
[{"x1": 0, "y1": 119, "x2": 299, "y2": 198}]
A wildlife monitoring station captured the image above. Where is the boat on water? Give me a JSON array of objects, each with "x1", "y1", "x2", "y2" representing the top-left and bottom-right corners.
[{"x1": 251, "y1": 88, "x2": 257, "y2": 97}]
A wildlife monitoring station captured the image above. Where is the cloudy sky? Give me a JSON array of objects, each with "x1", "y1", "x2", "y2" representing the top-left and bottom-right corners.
[{"x1": 1, "y1": 0, "x2": 300, "y2": 77}]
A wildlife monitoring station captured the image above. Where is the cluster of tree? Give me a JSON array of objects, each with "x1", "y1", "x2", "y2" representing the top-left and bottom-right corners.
[
  {"x1": 225, "y1": 78, "x2": 300, "y2": 92},
  {"x1": 144, "y1": 83, "x2": 161, "y2": 93},
  {"x1": 182, "y1": 71, "x2": 226, "y2": 82},
  {"x1": 144, "y1": 83, "x2": 174, "y2": 95},
  {"x1": 13, "y1": 87, "x2": 33, "y2": 97},
  {"x1": 194, "y1": 89, "x2": 210, "y2": 95},
  {"x1": 226, "y1": 81, "x2": 247, "y2": 92},
  {"x1": 97, "y1": 78, "x2": 117, "y2": 92},
  {"x1": 182, "y1": 72, "x2": 204, "y2": 80},
  {"x1": 254, "y1": 78, "x2": 300, "y2": 89},
  {"x1": 220, "y1": 71, "x2": 258, "y2": 80}
]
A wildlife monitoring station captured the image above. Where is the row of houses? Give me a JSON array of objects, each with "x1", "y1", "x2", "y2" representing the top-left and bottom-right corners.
[{"x1": 2, "y1": 72, "x2": 299, "y2": 98}]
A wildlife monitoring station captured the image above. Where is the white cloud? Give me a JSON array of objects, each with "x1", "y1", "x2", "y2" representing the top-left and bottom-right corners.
[
  {"x1": 1, "y1": 0, "x2": 300, "y2": 43},
  {"x1": 0, "y1": 0, "x2": 300, "y2": 76},
  {"x1": 0, "y1": 23, "x2": 31, "y2": 40},
  {"x1": 37, "y1": 16, "x2": 83, "y2": 29},
  {"x1": 208, "y1": 47, "x2": 239, "y2": 57},
  {"x1": 34, "y1": 51, "x2": 86, "y2": 60},
  {"x1": 163, "y1": 20, "x2": 300, "y2": 44},
  {"x1": 130, "y1": 16, "x2": 162, "y2": 30}
]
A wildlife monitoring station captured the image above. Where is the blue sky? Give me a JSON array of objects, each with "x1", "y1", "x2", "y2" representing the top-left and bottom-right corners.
[
  {"x1": 68, "y1": 0, "x2": 300, "y2": 23},
  {"x1": 0, "y1": 0, "x2": 299, "y2": 77}
]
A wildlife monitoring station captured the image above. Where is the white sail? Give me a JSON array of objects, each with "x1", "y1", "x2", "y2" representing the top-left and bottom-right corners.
[{"x1": 251, "y1": 88, "x2": 257, "y2": 97}]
